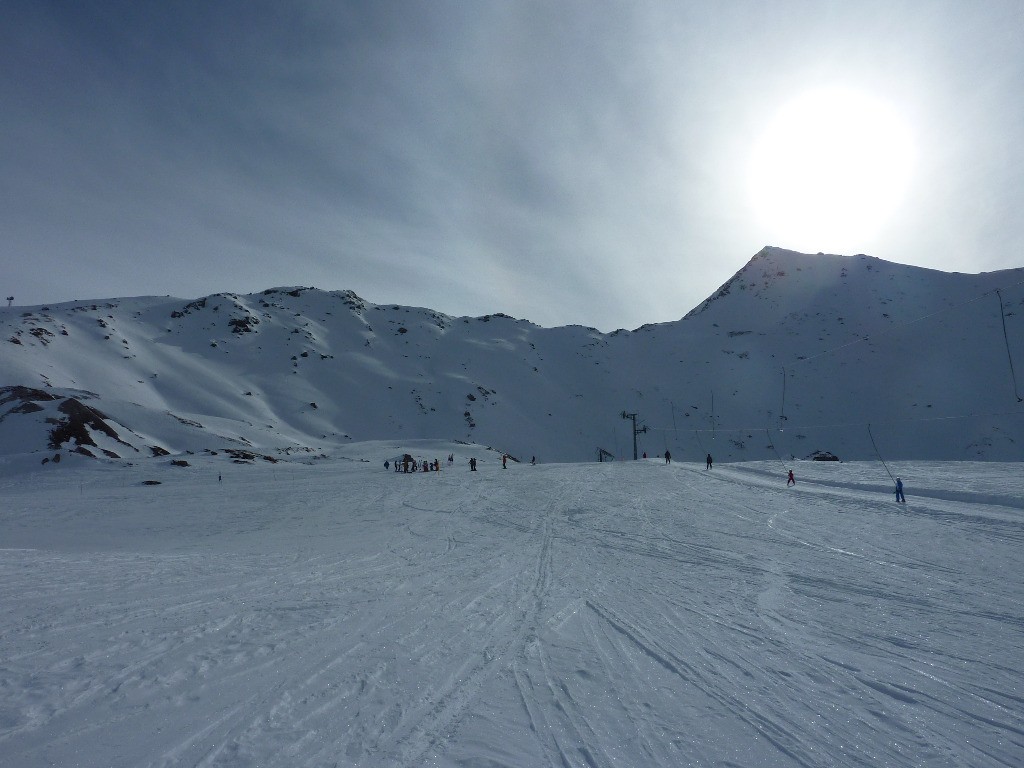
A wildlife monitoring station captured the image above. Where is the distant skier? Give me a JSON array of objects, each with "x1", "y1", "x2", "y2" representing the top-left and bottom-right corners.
[
  {"x1": 895, "y1": 477, "x2": 905, "y2": 503},
  {"x1": 469, "y1": 457, "x2": 477, "y2": 471},
  {"x1": 664, "y1": 450, "x2": 671, "y2": 464},
  {"x1": 502, "y1": 454, "x2": 507, "y2": 469},
  {"x1": 642, "y1": 452, "x2": 647, "y2": 459},
  {"x1": 384, "y1": 460, "x2": 389, "y2": 471},
  {"x1": 787, "y1": 469, "x2": 795, "y2": 487},
  {"x1": 531, "y1": 456, "x2": 536, "y2": 465},
  {"x1": 706, "y1": 454, "x2": 713, "y2": 470}
]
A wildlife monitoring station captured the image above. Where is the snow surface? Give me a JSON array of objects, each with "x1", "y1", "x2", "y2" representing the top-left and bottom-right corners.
[{"x1": 2, "y1": 443, "x2": 1023, "y2": 767}]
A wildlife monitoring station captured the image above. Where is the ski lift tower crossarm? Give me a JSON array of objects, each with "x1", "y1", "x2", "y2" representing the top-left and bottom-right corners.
[{"x1": 621, "y1": 411, "x2": 648, "y2": 460}]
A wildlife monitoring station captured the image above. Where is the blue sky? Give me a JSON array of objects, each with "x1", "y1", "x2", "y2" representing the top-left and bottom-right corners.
[{"x1": 3, "y1": 1, "x2": 1022, "y2": 329}]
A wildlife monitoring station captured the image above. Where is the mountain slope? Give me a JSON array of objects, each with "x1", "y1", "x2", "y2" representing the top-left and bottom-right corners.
[{"x1": 2, "y1": 248, "x2": 1022, "y2": 463}]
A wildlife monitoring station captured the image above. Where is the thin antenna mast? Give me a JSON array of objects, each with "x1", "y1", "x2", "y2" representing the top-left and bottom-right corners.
[
  {"x1": 780, "y1": 367, "x2": 788, "y2": 426},
  {"x1": 996, "y1": 289, "x2": 1023, "y2": 402},
  {"x1": 710, "y1": 390, "x2": 715, "y2": 441}
]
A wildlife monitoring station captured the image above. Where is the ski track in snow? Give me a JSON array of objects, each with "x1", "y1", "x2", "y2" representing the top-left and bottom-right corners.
[{"x1": 1, "y1": 454, "x2": 1023, "y2": 767}]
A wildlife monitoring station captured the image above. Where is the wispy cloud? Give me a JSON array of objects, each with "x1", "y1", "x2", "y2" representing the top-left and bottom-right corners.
[{"x1": 2, "y1": 1, "x2": 1023, "y2": 328}]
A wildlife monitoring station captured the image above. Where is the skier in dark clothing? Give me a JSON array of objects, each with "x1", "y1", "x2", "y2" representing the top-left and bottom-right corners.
[
  {"x1": 787, "y1": 469, "x2": 795, "y2": 486},
  {"x1": 895, "y1": 477, "x2": 905, "y2": 503},
  {"x1": 706, "y1": 454, "x2": 713, "y2": 470},
  {"x1": 469, "y1": 457, "x2": 477, "y2": 471},
  {"x1": 664, "y1": 450, "x2": 671, "y2": 464}
]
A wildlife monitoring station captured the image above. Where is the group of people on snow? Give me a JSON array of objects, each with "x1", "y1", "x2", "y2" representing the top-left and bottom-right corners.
[
  {"x1": 385, "y1": 455, "x2": 443, "y2": 473},
  {"x1": 385, "y1": 452, "x2": 535, "y2": 474},
  {"x1": 382, "y1": 449, "x2": 906, "y2": 502}
]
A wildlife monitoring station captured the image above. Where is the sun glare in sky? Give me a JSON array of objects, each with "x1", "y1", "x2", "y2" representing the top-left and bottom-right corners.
[{"x1": 748, "y1": 88, "x2": 916, "y2": 253}]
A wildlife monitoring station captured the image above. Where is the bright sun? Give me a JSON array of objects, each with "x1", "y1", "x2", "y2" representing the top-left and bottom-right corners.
[{"x1": 748, "y1": 88, "x2": 916, "y2": 252}]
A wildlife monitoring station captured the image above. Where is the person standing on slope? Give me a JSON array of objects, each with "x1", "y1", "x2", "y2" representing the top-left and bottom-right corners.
[
  {"x1": 895, "y1": 477, "x2": 905, "y2": 503},
  {"x1": 706, "y1": 454, "x2": 713, "y2": 470},
  {"x1": 664, "y1": 450, "x2": 671, "y2": 464},
  {"x1": 787, "y1": 469, "x2": 795, "y2": 487}
]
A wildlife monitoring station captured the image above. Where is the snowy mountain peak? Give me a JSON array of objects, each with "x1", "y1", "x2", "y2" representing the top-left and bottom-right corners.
[{"x1": 2, "y1": 250, "x2": 1023, "y2": 465}]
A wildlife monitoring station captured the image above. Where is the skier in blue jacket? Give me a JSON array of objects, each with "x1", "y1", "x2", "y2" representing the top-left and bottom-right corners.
[{"x1": 895, "y1": 477, "x2": 905, "y2": 503}]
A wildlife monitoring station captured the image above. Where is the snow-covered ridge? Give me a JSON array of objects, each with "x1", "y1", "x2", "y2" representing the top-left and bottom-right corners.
[{"x1": 1, "y1": 248, "x2": 1023, "y2": 464}]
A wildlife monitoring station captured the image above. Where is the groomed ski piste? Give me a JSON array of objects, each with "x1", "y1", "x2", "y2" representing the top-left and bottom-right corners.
[{"x1": 1, "y1": 441, "x2": 1022, "y2": 767}]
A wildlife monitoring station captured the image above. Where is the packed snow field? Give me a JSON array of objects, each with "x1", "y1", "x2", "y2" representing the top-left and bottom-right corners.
[{"x1": 1, "y1": 442, "x2": 1022, "y2": 767}]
